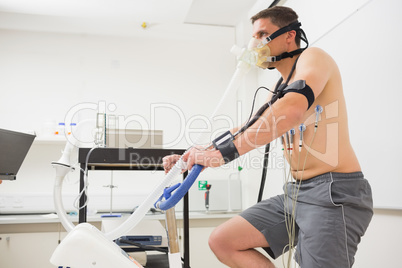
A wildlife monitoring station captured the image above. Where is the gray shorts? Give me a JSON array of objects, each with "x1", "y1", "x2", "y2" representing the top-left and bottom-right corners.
[{"x1": 240, "y1": 172, "x2": 373, "y2": 268}]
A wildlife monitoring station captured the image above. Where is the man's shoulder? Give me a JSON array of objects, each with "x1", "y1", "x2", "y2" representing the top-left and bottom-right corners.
[
  {"x1": 298, "y1": 47, "x2": 337, "y2": 71},
  {"x1": 301, "y1": 47, "x2": 332, "y2": 61},
  {"x1": 303, "y1": 46, "x2": 327, "y2": 55},
  {"x1": 294, "y1": 47, "x2": 339, "y2": 98}
]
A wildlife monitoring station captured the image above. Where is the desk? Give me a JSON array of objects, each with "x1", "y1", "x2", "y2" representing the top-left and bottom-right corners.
[{"x1": 77, "y1": 147, "x2": 189, "y2": 267}]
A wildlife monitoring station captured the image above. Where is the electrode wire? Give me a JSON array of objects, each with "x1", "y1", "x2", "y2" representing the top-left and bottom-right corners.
[
  {"x1": 233, "y1": 75, "x2": 285, "y2": 140},
  {"x1": 240, "y1": 55, "x2": 300, "y2": 152},
  {"x1": 282, "y1": 118, "x2": 319, "y2": 268},
  {"x1": 74, "y1": 145, "x2": 99, "y2": 210},
  {"x1": 246, "y1": 86, "x2": 276, "y2": 125},
  {"x1": 282, "y1": 141, "x2": 299, "y2": 268},
  {"x1": 282, "y1": 136, "x2": 300, "y2": 268},
  {"x1": 282, "y1": 131, "x2": 297, "y2": 268}
]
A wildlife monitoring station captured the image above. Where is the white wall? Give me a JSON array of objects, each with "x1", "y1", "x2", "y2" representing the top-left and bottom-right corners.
[
  {"x1": 0, "y1": 22, "x2": 240, "y2": 209},
  {"x1": 0, "y1": 25, "x2": 237, "y2": 147},
  {"x1": 236, "y1": 0, "x2": 402, "y2": 267}
]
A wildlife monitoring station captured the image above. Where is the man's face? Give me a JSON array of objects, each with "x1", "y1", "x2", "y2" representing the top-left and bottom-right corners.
[
  {"x1": 252, "y1": 18, "x2": 288, "y2": 69},
  {"x1": 252, "y1": 18, "x2": 279, "y2": 40}
]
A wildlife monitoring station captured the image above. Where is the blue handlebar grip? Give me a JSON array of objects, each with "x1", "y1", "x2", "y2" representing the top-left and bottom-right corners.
[{"x1": 157, "y1": 164, "x2": 203, "y2": 211}]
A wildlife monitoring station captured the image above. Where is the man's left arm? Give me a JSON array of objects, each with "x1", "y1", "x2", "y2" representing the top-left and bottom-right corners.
[{"x1": 183, "y1": 48, "x2": 332, "y2": 170}]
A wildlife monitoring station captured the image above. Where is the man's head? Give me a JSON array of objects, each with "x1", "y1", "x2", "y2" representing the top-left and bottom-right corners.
[{"x1": 251, "y1": 6, "x2": 301, "y2": 47}]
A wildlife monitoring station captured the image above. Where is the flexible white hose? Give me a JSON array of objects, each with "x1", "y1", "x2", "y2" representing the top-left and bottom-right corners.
[
  {"x1": 104, "y1": 161, "x2": 182, "y2": 240},
  {"x1": 54, "y1": 176, "x2": 76, "y2": 232},
  {"x1": 54, "y1": 61, "x2": 251, "y2": 240},
  {"x1": 104, "y1": 64, "x2": 250, "y2": 240},
  {"x1": 105, "y1": 65, "x2": 248, "y2": 240},
  {"x1": 53, "y1": 119, "x2": 96, "y2": 232},
  {"x1": 210, "y1": 65, "x2": 249, "y2": 119}
]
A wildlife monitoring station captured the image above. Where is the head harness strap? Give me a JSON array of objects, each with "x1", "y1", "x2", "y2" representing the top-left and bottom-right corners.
[
  {"x1": 266, "y1": 21, "x2": 302, "y2": 42},
  {"x1": 266, "y1": 21, "x2": 309, "y2": 64}
]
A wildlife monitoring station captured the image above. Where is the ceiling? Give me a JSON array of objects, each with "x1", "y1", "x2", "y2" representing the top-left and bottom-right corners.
[{"x1": 0, "y1": 0, "x2": 271, "y2": 36}]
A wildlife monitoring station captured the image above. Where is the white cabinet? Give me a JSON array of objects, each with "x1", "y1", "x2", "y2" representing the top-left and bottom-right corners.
[
  {"x1": 0, "y1": 221, "x2": 101, "y2": 268},
  {"x1": 0, "y1": 232, "x2": 64, "y2": 268}
]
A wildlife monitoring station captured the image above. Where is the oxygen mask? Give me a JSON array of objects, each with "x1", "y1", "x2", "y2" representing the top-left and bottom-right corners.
[
  {"x1": 231, "y1": 38, "x2": 271, "y2": 69},
  {"x1": 232, "y1": 21, "x2": 309, "y2": 70},
  {"x1": 248, "y1": 37, "x2": 272, "y2": 69}
]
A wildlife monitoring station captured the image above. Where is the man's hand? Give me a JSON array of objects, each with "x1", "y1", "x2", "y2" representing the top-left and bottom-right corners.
[
  {"x1": 162, "y1": 154, "x2": 182, "y2": 174},
  {"x1": 182, "y1": 147, "x2": 224, "y2": 171}
]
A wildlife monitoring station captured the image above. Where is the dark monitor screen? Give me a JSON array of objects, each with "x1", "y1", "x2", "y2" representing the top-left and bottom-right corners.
[{"x1": 0, "y1": 128, "x2": 35, "y2": 180}]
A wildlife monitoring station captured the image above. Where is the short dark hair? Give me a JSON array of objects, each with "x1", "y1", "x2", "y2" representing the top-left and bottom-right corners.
[{"x1": 251, "y1": 6, "x2": 301, "y2": 46}]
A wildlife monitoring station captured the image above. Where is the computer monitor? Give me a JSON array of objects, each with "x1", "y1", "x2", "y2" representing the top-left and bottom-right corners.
[{"x1": 0, "y1": 128, "x2": 35, "y2": 180}]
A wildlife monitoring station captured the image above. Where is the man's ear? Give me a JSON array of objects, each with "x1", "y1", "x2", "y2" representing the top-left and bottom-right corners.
[{"x1": 286, "y1": 30, "x2": 297, "y2": 43}]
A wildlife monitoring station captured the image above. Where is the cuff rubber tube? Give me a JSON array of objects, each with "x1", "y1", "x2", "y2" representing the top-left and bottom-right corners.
[{"x1": 156, "y1": 164, "x2": 203, "y2": 211}]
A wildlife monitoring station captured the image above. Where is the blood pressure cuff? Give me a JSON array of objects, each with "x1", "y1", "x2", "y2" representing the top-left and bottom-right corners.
[
  {"x1": 277, "y1": 80, "x2": 315, "y2": 110},
  {"x1": 212, "y1": 131, "x2": 239, "y2": 164}
]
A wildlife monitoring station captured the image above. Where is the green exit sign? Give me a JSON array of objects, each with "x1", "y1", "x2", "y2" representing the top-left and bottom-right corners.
[{"x1": 198, "y1": 180, "x2": 208, "y2": 190}]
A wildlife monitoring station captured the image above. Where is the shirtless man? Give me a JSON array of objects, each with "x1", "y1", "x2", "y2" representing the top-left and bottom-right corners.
[{"x1": 163, "y1": 6, "x2": 373, "y2": 268}]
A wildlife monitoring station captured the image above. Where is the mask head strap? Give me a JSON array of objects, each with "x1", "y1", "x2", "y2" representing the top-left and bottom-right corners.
[
  {"x1": 265, "y1": 22, "x2": 309, "y2": 66},
  {"x1": 265, "y1": 21, "x2": 302, "y2": 43}
]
